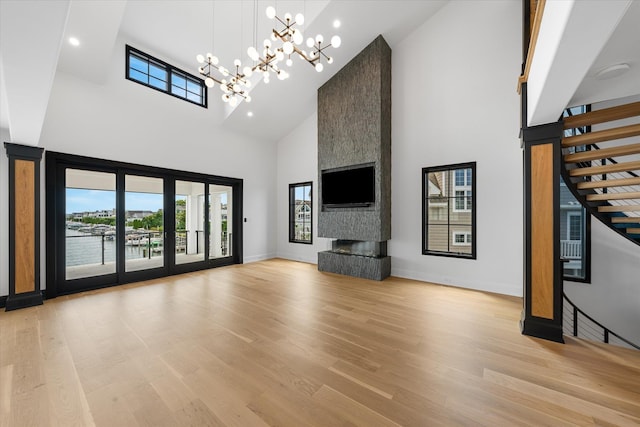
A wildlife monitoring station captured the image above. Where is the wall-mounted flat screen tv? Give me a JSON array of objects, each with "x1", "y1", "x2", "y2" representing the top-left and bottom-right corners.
[{"x1": 322, "y1": 164, "x2": 375, "y2": 208}]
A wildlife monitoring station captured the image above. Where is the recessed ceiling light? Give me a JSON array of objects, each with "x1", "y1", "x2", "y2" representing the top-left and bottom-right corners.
[
  {"x1": 333, "y1": 20, "x2": 341, "y2": 29},
  {"x1": 247, "y1": 111, "x2": 253, "y2": 117},
  {"x1": 69, "y1": 37, "x2": 80, "y2": 47},
  {"x1": 595, "y1": 63, "x2": 630, "y2": 80}
]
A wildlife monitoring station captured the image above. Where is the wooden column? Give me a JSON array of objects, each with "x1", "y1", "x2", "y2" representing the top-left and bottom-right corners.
[
  {"x1": 4, "y1": 143, "x2": 44, "y2": 311},
  {"x1": 519, "y1": 84, "x2": 564, "y2": 342}
]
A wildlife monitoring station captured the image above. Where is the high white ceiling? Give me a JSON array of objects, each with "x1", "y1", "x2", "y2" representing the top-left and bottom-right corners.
[{"x1": 1, "y1": 0, "x2": 639, "y2": 145}]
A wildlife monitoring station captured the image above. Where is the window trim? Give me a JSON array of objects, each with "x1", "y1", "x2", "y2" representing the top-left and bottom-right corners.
[
  {"x1": 422, "y1": 162, "x2": 476, "y2": 259},
  {"x1": 126, "y1": 45, "x2": 207, "y2": 108},
  {"x1": 289, "y1": 182, "x2": 313, "y2": 244},
  {"x1": 452, "y1": 231, "x2": 472, "y2": 246}
]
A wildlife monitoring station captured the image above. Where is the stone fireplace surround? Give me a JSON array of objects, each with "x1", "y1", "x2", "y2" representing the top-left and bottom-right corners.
[{"x1": 317, "y1": 36, "x2": 391, "y2": 281}]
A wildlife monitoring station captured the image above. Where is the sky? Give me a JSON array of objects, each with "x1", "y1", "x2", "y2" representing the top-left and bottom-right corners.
[{"x1": 66, "y1": 189, "x2": 227, "y2": 214}]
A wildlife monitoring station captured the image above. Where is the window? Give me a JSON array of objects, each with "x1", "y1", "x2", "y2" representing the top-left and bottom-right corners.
[
  {"x1": 423, "y1": 162, "x2": 476, "y2": 259},
  {"x1": 560, "y1": 177, "x2": 590, "y2": 282},
  {"x1": 289, "y1": 182, "x2": 312, "y2": 244},
  {"x1": 126, "y1": 45, "x2": 207, "y2": 107},
  {"x1": 452, "y1": 232, "x2": 472, "y2": 246}
]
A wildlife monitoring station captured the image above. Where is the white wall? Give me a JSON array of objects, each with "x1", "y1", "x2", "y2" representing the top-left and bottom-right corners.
[
  {"x1": 32, "y1": 36, "x2": 278, "y2": 291},
  {"x1": 391, "y1": 0, "x2": 523, "y2": 296},
  {"x1": 276, "y1": 0, "x2": 524, "y2": 296},
  {"x1": 276, "y1": 112, "x2": 332, "y2": 263},
  {"x1": 0, "y1": 127, "x2": 10, "y2": 297},
  {"x1": 565, "y1": 220, "x2": 640, "y2": 343}
]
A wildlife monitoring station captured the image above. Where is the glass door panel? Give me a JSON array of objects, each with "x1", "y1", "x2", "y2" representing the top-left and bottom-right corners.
[
  {"x1": 65, "y1": 169, "x2": 117, "y2": 280},
  {"x1": 175, "y1": 180, "x2": 205, "y2": 264},
  {"x1": 209, "y1": 184, "x2": 233, "y2": 259},
  {"x1": 125, "y1": 175, "x2": 164, "y2": 272}
]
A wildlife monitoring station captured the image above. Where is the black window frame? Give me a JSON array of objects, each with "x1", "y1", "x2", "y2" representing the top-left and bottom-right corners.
[
  {"x1": 289, "y1": 182, "x2": 313, "y2": 244},
  {"x1": 561, "y1": 106, "x2": 591, "y2": 283},
  {"x1": 422, "y1": 162, "x2": 477, "y2": 259},
  {"x1": 126, "y1": 45, "x2": 207, "y2": 108}
]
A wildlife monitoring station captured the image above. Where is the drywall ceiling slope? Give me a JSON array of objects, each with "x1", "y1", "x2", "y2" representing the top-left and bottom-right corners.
[
  {"x1": 526, "y1": 0, "x2": 632, "y2": 127},
  {"x1": 569, "y1": 0, "x2": 640, "y2": 107},
  {"x1": 222, "y1": 0, "x2": 447, "y2": 142},
  {"x1": 56, "y1": 0, "x2": 127, "y2": 85},
  {"x1": 0, "y1": 0, "x2": 70, "y2": 146}
]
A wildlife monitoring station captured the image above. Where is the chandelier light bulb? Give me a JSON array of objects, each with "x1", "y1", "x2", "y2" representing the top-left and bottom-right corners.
[
  {"x1": 266, "y1": 6, "x2": 276, "y2": 19},
  {"x1": 331, "y1": 35, "x2": 341, "y2": 48},
  {"x1": 284, "y1": 12, "x2": 292, "y2": 22},
  {"x1": 211, "y1": 56, "x2": 219, "y2": 65},
  {"x1": 196, "y1": 54, "x2": 205, "y2": 64},
  {"x1": 327, "y1": 57, "x2": 334, "y2": 64},
  {"x1": 292, "y1": 30, "x2": 303, "y2": 45},
  {"x1": 222, "y1": 94, "x2": 228, "y2": 102},
  {"x1": 205, "y1": 77, "x2": 215, "y2": 88},
  {"x1": 278, "y1": 72, "x2": 286, "y2": 81},
  {"x1": 271, "y1": 33, "x2": 277, "y2": 41},
  {"x1": 246, "y1": 95, "x2": 252, "y2": 103},
  {"x1": 283, "y1": 41, "x2": 294, "y2": 55},
  {"x1": 263, "y1": 39, "x2": 271, "y2": 48},
  {"x1": 233, "y1": 83, "x2": 240, "y2": 92},
  {"x1": 234, "y1": 59, "x2": 241, "y2": 67},
  {"x1": 198, "y1": 66, "x2": 204, "y2": 73},
  {"x1": 245, "y1": 80, "x2": 252, "y2": 88},
  {"x1": 206, "y1": 52, "x2": 213, "y2": 60},
  {"x1": 315, "y1": 63, "x2": 323, "y2": 72},
  {"x1": 229, "y1": 96, "x2": 238, "y2": 107},
  {"x1": 295, "y1": 13, "x2": 304, "y2": 25},
  {"x1": 221, "y1": 79, "x2": 227, "y2": 85},
  {"x1": 276, "y1": 50, "x2": 284, "y2": 61},
  {"x1": 315, "y1": 34, "x2": 324, "y2": 44},
  {"x1": 243, "y1": 66, "x2": 253, "y2": 77},
  {"x1": 306, "y1": 38, "x2": 314, "y2": 48},
  {"x1": 221, "y1": 68, "x2": 229, "y2": 77},
  {"x1": 286, "y1": 58, "x2": 293, "y2": 66},
  {"x1": 248, "y1": 46, "x2": 259, "y2": 61}
]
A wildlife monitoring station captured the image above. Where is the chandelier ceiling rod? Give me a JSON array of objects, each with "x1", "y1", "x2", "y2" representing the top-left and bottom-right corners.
[{"x1": 196, "y1": 3, "x2": 341, "y2": 107}]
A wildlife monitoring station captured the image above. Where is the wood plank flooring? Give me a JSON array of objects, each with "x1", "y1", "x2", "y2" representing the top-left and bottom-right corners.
[{"x1": 1, "y1": 259, "x2": 639, "y2": 426}]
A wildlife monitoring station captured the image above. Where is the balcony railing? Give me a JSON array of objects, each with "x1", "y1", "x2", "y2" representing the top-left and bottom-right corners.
[{"x1": 560, "y1": 239, "x2": 582, "y2": 259}]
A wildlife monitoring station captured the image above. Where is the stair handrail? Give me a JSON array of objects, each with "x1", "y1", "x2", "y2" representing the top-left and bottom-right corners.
[{"x1": 563, "y1": 293, "x2": 640, "y2": 350}]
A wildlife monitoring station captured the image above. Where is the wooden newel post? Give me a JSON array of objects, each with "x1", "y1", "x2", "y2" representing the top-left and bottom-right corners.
[
  {"x1": 519, "y1": 84, "x2": 564, "y2": 343},
  {"x1": 4, "y1": 143, "x2": 44, "y2": 311}
]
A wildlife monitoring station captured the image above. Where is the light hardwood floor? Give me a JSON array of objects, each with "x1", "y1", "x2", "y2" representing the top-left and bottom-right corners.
[{"x1": 1, "y1": 259, "x2": 639, "y2": 426}]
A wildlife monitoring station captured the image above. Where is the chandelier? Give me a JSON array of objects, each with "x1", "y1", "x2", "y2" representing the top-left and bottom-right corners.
[{"x1": 197, "y1": 5, "x2": 341, "y2": 106}]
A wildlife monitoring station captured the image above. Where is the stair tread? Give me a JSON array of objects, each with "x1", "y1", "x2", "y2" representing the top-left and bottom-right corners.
[
  {"x1": 577, "y1": 176, "x2": 640, "y2": 189},
  {"x1": 611, "y1": 216, "x2": 640, "y2": 223},
  {"x1": 569, "y1": 160, "x2": 640, "y2": 177},
  {"x1": 564, "y1": 143, "x2": 640, "y2": 163},
  {"x1": 586, "y1": 191, "x2": 640, "y2": 201},
  {"x1": 564, "y1": 102, "x2": 640, "y2": 129},
  {"x1": 628, "y1": 228, "x2": 640, "y2": 234},
  {"x1": 562, "y1": 123, "x2": 640, "y2": 148},
  {"x1": 598, "y1": 205, "x2": 640, "y2": 213}
]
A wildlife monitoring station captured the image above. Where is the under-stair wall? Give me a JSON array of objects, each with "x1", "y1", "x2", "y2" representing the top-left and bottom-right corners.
[{"x1": 563, "y1": 95, "x2": 640, "y2": 345}]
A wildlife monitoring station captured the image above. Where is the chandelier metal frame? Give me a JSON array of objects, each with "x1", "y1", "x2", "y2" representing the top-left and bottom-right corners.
[{"x1": 196, "y1": 5, "x2": 341, "y2": 106}]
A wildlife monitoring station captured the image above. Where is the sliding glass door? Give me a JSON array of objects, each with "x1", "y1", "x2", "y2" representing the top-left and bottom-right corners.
[
  {"x1": 209, "y1": 184, "x2": 233, "y2": 260},
  {"x1": 65, "y1": 169, "x2": 117, "y2": 280},
  {"x1": 46, "y1": 152, "x2": 243, "y2": 298},
  {"x1": 125, "y1": 175, "x2": 165, "y2": 273}
]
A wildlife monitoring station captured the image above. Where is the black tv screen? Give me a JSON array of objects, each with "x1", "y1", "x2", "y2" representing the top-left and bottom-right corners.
[{"x1": 322, "y1": 165, "x2": 375, "y2": 207}]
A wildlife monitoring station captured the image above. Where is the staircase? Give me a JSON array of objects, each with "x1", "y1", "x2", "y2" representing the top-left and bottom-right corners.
[{"x1": 562, "y1": 101, "x2": 640, "y2": 245}]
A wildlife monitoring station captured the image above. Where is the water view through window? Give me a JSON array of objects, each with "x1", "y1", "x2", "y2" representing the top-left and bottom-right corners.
[{"x1": 65, "y1": 169, "x2": 117, "y2": 280}]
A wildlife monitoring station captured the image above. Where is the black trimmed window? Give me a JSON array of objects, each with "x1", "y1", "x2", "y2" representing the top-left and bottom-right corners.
[
  {"x1": 423, "y1": 162, "x2": 476, "y2": 259},
  {"x1": 289, "y1": 182, "x2": 312, "y2": 244},
  {"x1": 126, "y1": 45, "x2": 207, "y2": 108},
  {"x1": 561, "y1": 106, "x2": 591, "y2": 283}
]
